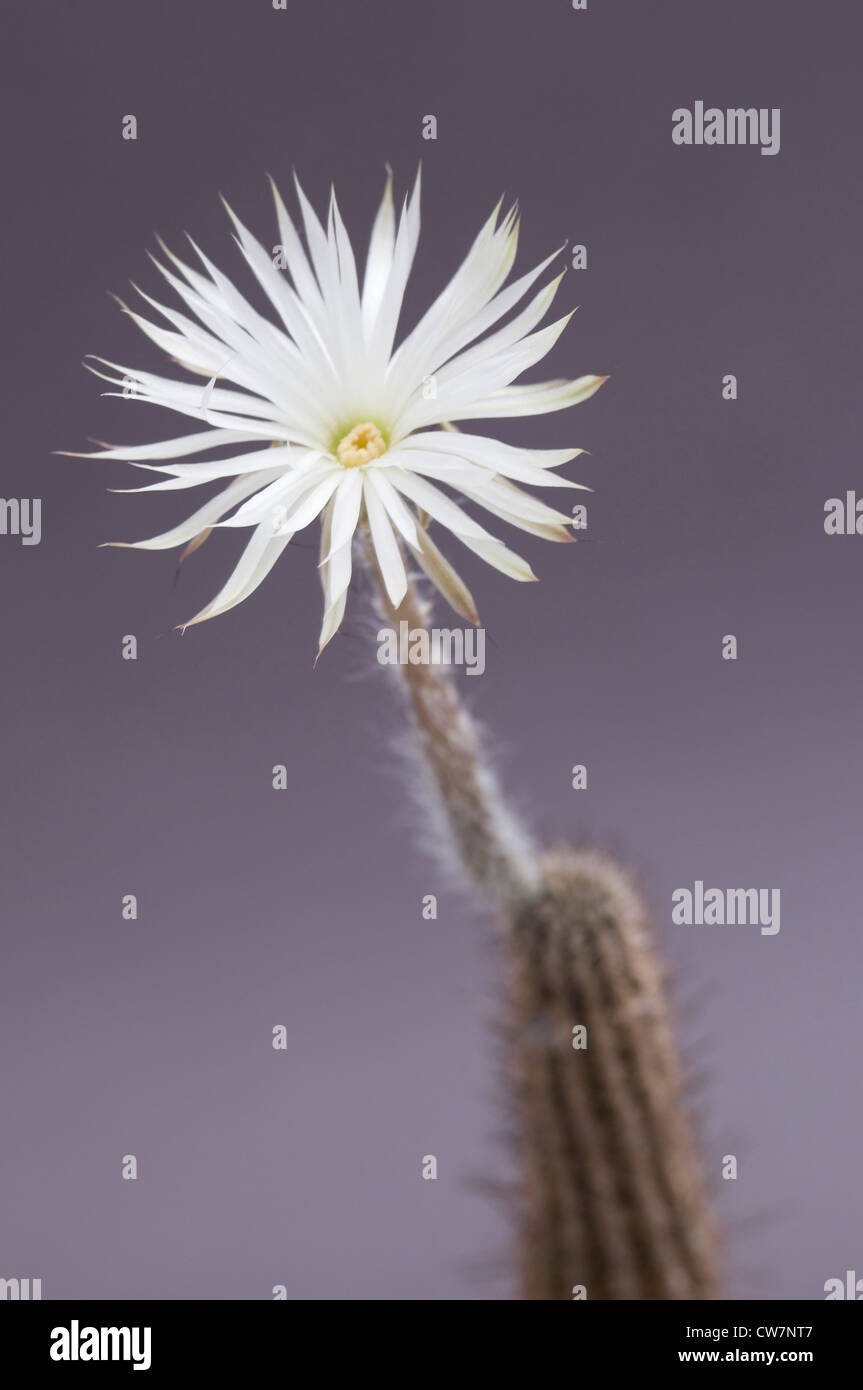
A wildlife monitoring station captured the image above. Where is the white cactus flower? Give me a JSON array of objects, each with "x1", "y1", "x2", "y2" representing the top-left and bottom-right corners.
[{"x1": 70, "y1": 172, "x2": 606, "y2": 653}]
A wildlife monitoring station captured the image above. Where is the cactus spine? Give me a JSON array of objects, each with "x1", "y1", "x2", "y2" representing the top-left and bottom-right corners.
[{"x1": 507, "y1": 850, "x2": 719, "y2": 1299}]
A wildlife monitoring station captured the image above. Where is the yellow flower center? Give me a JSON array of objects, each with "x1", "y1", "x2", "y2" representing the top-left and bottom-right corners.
[{"x1": 336, "y1": 421, "x2": 387, "y2": 468}]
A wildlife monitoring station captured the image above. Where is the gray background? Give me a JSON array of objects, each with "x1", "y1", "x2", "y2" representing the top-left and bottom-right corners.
[{"x1": 1, "y1": 0, "x2": 861, "y2": 1298}]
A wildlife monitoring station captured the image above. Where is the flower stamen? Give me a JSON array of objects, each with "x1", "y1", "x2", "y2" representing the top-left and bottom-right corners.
[{"x1": 336, "y1": 421, "x2": 387, "y2": 468}]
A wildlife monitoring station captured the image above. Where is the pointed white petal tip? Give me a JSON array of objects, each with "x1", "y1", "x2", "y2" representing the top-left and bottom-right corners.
[
  {"x1": 313, "y1": 636, "x2": 337, "y2": 669},
  {"x1": 175, "y1": 609, "x2": 208, "y2": 631}
]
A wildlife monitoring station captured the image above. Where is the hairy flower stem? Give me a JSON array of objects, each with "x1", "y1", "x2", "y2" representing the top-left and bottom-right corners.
[
  {"x1": 366, "y1": 551, "x2": 720, "y2": 1300},
  {"x1": 365, "y1": 546, "x2": 540, "y2": 911}
]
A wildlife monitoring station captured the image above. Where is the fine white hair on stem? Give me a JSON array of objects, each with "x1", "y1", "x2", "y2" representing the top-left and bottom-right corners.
[{"x1": 362, "y1": 534, "x2": 540, "y2": 911}]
